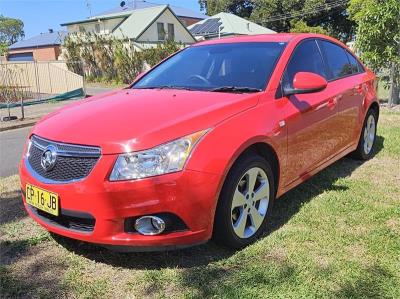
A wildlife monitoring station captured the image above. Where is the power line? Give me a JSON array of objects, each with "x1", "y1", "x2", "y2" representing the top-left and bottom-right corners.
[{"x1": 262, "y1": 0, "x2": 348, "y2": 23}]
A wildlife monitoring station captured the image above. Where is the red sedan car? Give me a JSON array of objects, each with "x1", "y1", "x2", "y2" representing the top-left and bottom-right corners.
[{"x1": 19, "y1": 34, "x2": 379, "y2": 251}]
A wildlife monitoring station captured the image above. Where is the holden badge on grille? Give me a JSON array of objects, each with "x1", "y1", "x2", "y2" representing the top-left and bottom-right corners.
[{"x1": 41, "y1": 145, "x2": 57, "y2": 172}]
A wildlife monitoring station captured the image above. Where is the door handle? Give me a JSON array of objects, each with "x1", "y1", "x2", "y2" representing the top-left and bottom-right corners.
[
  {"x1": 315, "y1": 98, "x2": 337, "y2": 111},
  {"x1": 327, "y1": 97, "x2": 338, "y2": 109}
]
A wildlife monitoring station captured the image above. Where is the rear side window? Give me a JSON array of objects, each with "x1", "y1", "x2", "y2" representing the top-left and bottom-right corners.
[
  {"x1": 346, "y1": 51, "x2": 365, "y2": 74},
  {"x1": 318, "y1": 40, "x2": 353, "y2": 79},
  {"x1": 284, "y1": 39, "x2": 327, "y2": 88}
]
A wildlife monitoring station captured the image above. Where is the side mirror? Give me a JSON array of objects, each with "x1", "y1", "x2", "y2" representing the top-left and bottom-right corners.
[{"x1": 283, "y1": 72, "x2": 328, "y2": 96}]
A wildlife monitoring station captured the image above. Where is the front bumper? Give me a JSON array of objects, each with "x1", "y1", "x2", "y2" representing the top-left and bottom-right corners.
[{"x1": 19, "y1": 154, "x2": 221, "y2": 249}]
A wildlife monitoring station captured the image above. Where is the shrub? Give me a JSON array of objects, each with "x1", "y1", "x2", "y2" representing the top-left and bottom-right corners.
[{"x1": 63, "y1": 33, "x2": 182, "y2": 84}]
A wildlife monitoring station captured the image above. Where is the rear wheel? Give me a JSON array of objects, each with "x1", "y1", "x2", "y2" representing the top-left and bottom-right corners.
[
  {"x1": 213, "y1": 153, "x2": 275, "y2": 249},
  {"x1": 352, "y1": 109, "x2": 378, "y2": 160}
]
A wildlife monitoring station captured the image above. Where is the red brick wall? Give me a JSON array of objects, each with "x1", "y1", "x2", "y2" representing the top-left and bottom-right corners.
[{"x1": 7, "y1": 46, "x2": 61, "y2": 61}]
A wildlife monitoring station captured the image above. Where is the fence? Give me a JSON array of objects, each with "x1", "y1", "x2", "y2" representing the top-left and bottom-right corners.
[{"x1": 0, "y1": 61, "x2": 85, "y2": 120}]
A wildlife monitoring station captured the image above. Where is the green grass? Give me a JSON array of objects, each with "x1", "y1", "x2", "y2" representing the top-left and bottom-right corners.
[{"x1": 1, "y1": 109, "x2": 399, "y2": 298}]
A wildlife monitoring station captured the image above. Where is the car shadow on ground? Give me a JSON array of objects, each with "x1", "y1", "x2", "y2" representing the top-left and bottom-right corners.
[{"x1": 49, "y1": 136, "x2": 384, "y2": 270}]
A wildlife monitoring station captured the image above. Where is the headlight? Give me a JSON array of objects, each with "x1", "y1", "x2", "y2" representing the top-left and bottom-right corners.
[{"x1": 109, "y1": 129, "x2": 209, "y2": 181}]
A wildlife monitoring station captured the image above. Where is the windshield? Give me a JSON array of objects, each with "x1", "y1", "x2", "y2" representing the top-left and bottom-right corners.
[{"x1": 132, "y1": 42, "x2": 286, "y2": 92}]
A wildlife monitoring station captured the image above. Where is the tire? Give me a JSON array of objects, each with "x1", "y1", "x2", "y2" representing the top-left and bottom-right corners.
[
  {"x1": 213, "y1": 152, "x2": 275, "y2": 249},
  {"x1": 351, "y1": 108, "x2": 378, "y2": 160}
]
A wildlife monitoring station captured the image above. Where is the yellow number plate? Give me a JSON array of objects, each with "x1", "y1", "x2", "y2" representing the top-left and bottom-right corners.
[{"x1": 26, "y1": 184, "x2": 59, "y2": 216}]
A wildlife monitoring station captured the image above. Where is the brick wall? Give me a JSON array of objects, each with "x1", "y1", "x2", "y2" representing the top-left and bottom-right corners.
[{"x1": 7, "y1": 46, "x2": 61, "y2": 61}]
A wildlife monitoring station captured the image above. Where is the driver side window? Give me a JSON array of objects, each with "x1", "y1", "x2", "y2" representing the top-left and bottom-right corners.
[{"x1": 283, "y1": 39, "x2": 327, "y2": 89}]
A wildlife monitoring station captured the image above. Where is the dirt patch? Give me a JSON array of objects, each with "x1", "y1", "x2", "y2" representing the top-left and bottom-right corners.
[{"x1": 386, "y1": 218, "x2": 400, "y2": 234}]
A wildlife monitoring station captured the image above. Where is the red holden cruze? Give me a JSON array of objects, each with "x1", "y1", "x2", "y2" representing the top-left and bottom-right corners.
[{"x1": 19, "y1": 34, "x2": 379, "y2": 251}]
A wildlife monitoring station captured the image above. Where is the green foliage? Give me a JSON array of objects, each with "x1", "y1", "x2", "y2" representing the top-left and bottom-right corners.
[
  {"x1": 199, "y1": 0, "x2": 254, "y2": 18},
  {"x1": 199, "y1": 1, "x2": 355, "y2": 42},
  {"x1": 350, "y1": 0, "x2": 400, "y2": 72},
  {"x1": 0, "y1": 15, "x2": 24, "y2": 46},
  {"x1": 289, "y1": 20, "x2": 328, "y2": 35},
  {"x1": 0, "y1": 42, "x2": 7, "y2": 56},
  {"x1": 142, "y1": 40, "x2": 181, "y2": 67},
  {"x1": 63, "y1": 33, "x2": 181, "y2": 84},
  {"x1": 349, "y1": 0, "x2": 400, "y2": 104}
]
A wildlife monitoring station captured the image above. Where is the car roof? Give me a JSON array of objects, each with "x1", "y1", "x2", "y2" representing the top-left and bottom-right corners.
[{"x1": 192, "y1": 33, "x2": 340, "y2": 47}]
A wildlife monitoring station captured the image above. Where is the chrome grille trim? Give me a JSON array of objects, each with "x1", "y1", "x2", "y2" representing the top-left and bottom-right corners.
[
  {"x1": 31, "y1": 135, "x2": 101, "y2": 158},
  {"x1": 26, "y1": 135, "x2": 101, "y2": 184}
]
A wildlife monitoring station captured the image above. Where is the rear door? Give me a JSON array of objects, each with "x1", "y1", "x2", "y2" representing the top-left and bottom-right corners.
[
  {"x1": 317, "y1": 40, "x2": 366, "y2": 149},
  {"x1": 280, "y1": 39, "x2": 340, "y2": 185}
]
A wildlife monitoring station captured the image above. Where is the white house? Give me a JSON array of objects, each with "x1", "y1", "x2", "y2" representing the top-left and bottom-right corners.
[
  {"x1": 61, "y1": 5, "x2": 197, "y2": 48},
  {"x1": 188, "y1": 12, "x2": 276, "y2": 40}
]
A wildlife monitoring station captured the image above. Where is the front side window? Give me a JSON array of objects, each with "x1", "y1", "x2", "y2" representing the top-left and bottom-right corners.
[
  {"x1": 157, "y1": 22, "x2": 165, "y2": 41},
  {"x1": 167, "y1": 23, "x2": 175, "y2": 40},
  {"x1": 283, "y1": 39, "x2": 327, "y2": 88},
  {"x1": 318, "y1": 40, "x2": 353, "y2": 79},
  {"x1": 132, "y1": 42, "x2": 287, "y2": 92}
]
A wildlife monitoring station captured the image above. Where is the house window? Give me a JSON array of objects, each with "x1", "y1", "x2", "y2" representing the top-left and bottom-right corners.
[
  {"x1": 79, "y1": 26, "x2": 85, "y2": 33},
  {"x1": 167, "y1": 23, "x2": 175, "y2": 40},
  {"x1": 157, "y1": 22, "x2": 165, "y2": 41},
  {"x1": 95, "y1": 23, "x2": 100, "y2": 33}
]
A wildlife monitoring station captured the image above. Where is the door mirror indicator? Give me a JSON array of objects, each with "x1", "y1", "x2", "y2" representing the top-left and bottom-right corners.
[{"x1": 283, "y1": 72, "x2": 328, "y2": 96}]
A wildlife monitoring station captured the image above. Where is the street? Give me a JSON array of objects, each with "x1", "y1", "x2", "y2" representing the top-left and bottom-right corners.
[{"x1": 0, "y1": 126, "x2": 31, "y2": 177}]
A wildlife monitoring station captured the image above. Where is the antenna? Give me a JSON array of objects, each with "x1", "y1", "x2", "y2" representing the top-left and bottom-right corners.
[{"x1": 85, "y1": 0, "x2": 92, "y2": 18}]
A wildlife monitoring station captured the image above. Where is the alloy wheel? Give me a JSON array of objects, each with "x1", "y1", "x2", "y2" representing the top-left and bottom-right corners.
[
  {"x1": 231, "y1": 167, "x2": 269, "y2": 239},
  {"x1": 363, "y1": 114, "x2": 376, "y2": 155}
]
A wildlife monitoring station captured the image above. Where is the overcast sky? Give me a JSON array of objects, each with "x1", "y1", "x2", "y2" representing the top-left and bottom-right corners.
[{"x1": 0, "y1": 0, "x2": 203, "y2": 39}]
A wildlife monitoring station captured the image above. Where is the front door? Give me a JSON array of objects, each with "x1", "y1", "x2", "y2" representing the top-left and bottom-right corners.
[{"x1": 279, "y1": 39, "x2": 340, "y2": 185}]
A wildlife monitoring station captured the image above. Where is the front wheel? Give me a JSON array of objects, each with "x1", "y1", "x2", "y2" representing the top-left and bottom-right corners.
[
  {"x1": 213, "y1": 153, "x2": 275, "y2": 249},
  {"x1": 352, "y1": 109, "x2": 378, "y2": 160}
]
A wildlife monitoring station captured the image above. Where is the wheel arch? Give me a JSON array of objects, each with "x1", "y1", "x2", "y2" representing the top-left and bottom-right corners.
[
  {"x1": 368, "y1": 101, "x2": 380, "y2": 121},
  {"x1": 218, "y1": 139, "x2": 281, "y2": 200}
]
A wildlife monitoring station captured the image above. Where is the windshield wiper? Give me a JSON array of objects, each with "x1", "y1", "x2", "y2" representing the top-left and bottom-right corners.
[
  {"x1": 134, "y1": 85, "x2": 194, "y2": 91},
  {"x1": 210, "y1": 86, "x2": 262, "y2": 93}
]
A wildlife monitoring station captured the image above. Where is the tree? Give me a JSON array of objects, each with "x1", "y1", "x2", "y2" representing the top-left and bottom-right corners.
[
  {"x1": 0, "y1": 15, "x2": 24, "y2": 55},
  {"x1": 289, "y1": 20, "x2": 328, "y2": 35},
  {"x1": 349, "y1": 0, "x2": 400, "y2": 105},
  {"x1": 199, "y1": 1, "x2": 355, "y2": 42},
  {"x1": 198, "y1": 0, "x2": 254, "y2": 18}
]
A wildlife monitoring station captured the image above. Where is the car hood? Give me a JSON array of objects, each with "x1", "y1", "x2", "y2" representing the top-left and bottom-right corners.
[{"x1": 32, "y1": 89, "x2": 260, "y2": 154}]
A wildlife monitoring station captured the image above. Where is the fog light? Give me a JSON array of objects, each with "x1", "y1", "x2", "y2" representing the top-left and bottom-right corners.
[{"x1": 135, "y1": 216, "x2": 165, "y2": 235}]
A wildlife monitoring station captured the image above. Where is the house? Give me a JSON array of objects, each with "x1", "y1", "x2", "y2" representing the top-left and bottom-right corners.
[
  {"x1": 91, "y1": 0, "x2": 207, "y2": 26},
  {"x1": 188, "y1": 12, "x2": 276, "y2": 40},
  {"x1": 6, "y1": 30, "x2": 67, "y2": 61},
  {"x1": 61, "y1": 5, "x2": 198, "y2": 48}
]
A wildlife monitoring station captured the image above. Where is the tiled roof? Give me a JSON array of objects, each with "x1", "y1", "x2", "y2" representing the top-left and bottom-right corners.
[{"x1": 9, "y1": 31, "x2": 67, "y2": 50}]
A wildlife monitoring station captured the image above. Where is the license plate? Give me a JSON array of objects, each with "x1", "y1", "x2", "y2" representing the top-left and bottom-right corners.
[{"x1": 26, "y1": 184, "x2": 59, "y2": 216}]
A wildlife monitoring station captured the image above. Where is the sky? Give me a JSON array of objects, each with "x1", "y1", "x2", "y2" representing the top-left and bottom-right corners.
[{"x1": 0, "y1": 0, "x2": 203, "y2": 39}]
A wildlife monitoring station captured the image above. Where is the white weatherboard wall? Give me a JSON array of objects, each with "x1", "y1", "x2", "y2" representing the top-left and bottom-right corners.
[
  {"x1": 67, "y1": 18, "x2": 125, "y2": 35},
  {"x1": 138, "y1": 9, "x2": 195, "y2": 43}
]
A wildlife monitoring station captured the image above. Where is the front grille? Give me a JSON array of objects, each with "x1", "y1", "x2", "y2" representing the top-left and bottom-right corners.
[
  {"x1": 29, "y1": 206, "x2": 95, "y2": 233},
  {"x1": 27, "y1": 135, "x2": 101, "y2": 183}
]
